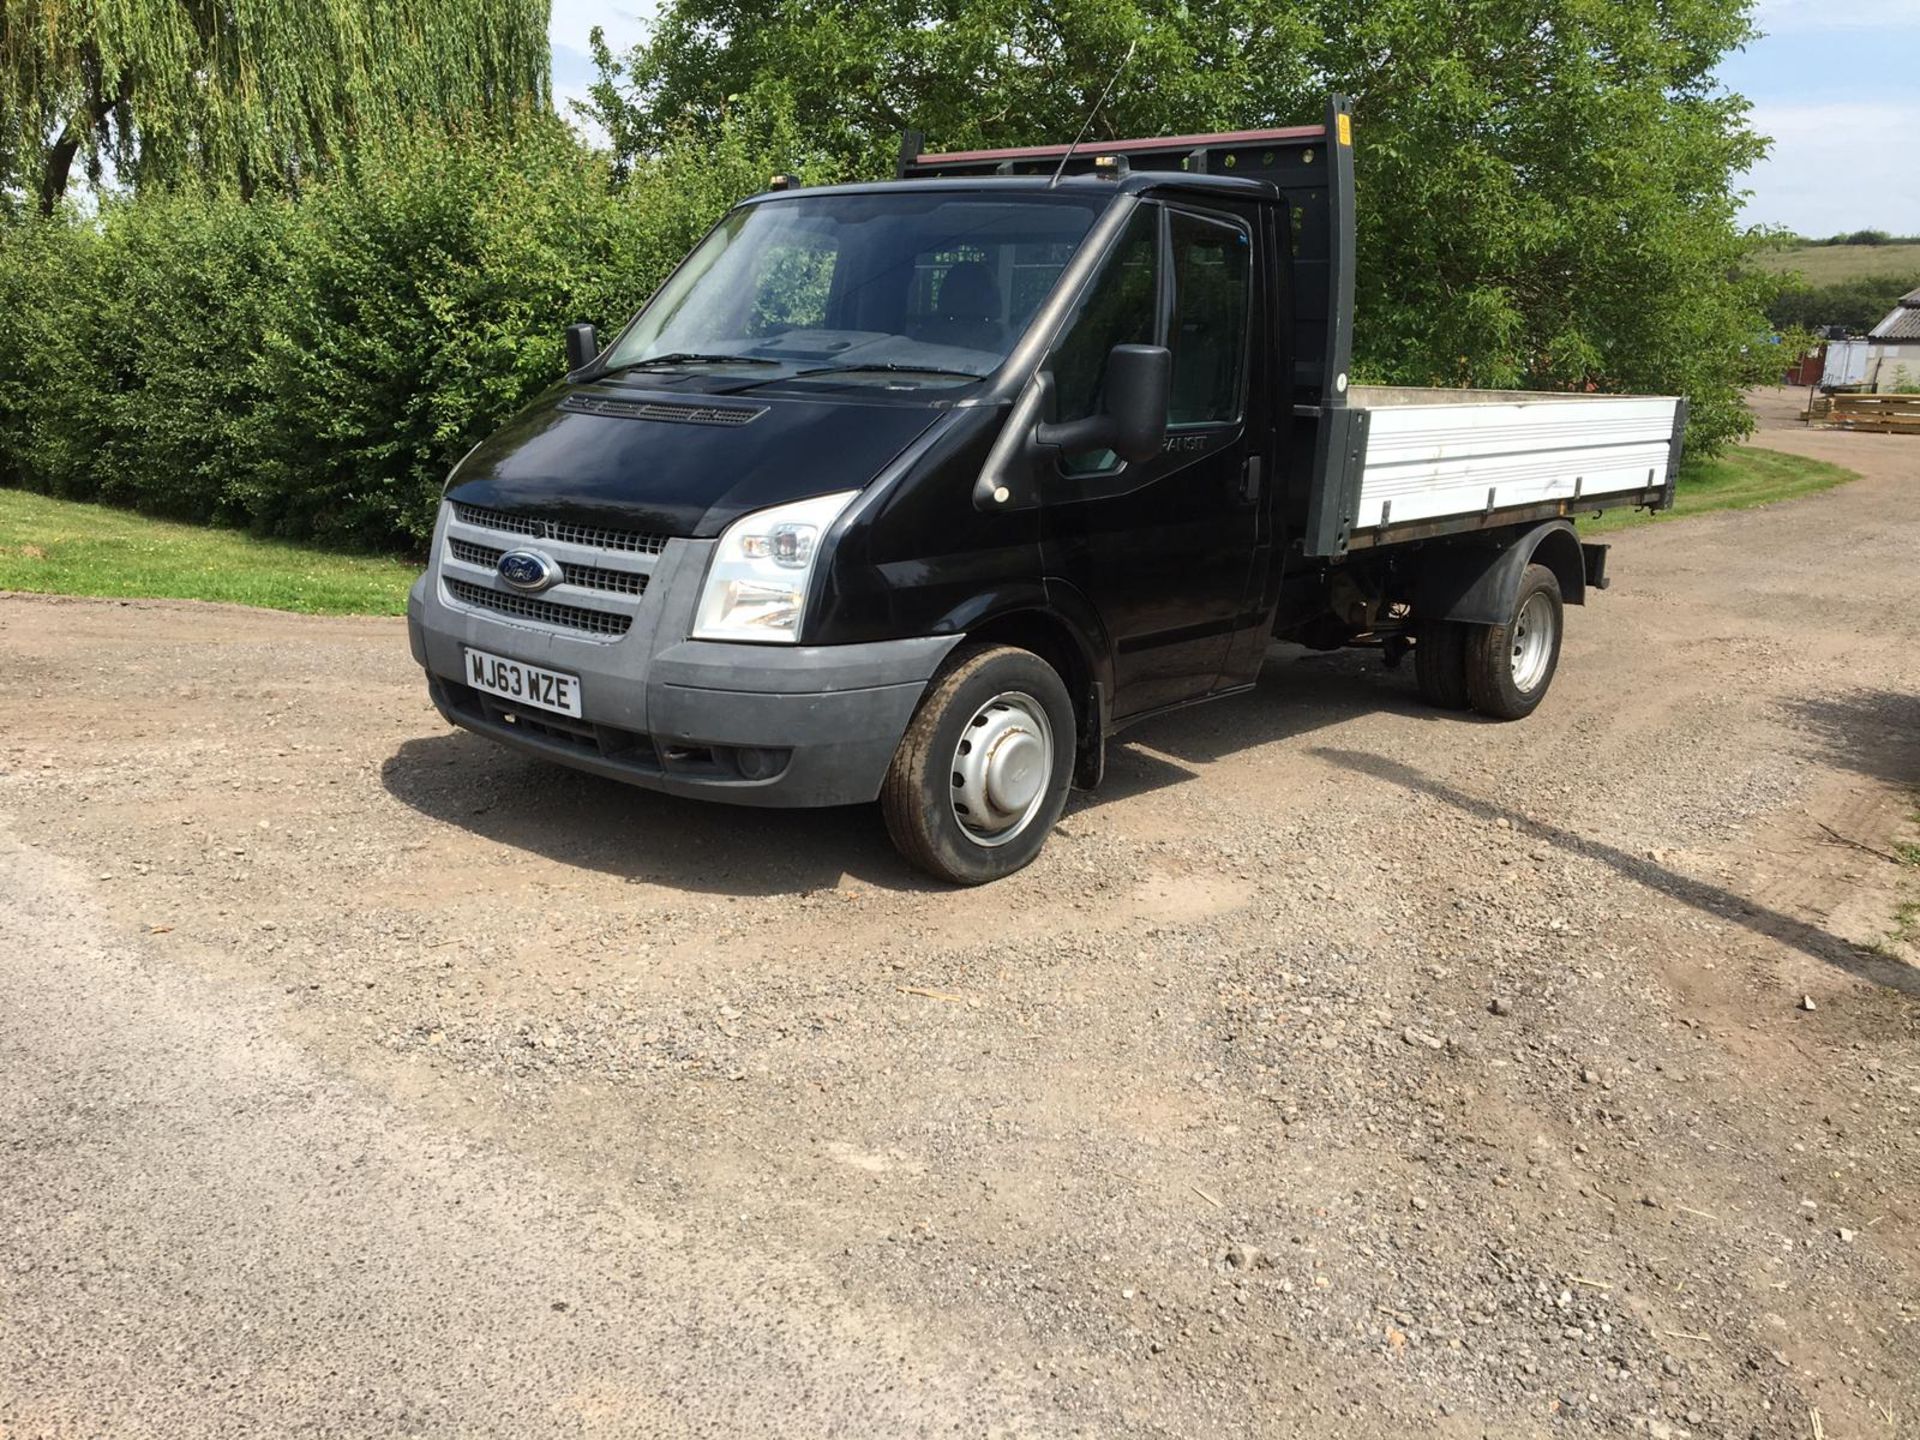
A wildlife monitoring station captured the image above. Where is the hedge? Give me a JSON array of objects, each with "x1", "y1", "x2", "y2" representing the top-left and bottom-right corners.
[{"x1": 0, "y1": 116, "x2": 805, "y2": 552}]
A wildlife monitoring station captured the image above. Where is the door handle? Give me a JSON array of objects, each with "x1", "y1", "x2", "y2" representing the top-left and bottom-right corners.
[{"x1": 1238, "y1": 456, "x2": 1262, "y2": 505}]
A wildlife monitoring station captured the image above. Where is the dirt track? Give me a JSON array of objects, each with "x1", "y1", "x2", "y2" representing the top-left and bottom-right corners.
[{"x1": 2, "y1": 391, "x2": 1916, "y2": 1438}]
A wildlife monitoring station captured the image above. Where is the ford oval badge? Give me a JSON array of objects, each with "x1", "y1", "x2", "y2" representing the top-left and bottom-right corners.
[{"x1": 497, "y1": 548, "x2": 561, "y2": 593}]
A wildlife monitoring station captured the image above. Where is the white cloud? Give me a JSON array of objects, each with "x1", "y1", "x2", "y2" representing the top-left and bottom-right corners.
[{"x1": 1742, "y1": 102, "x2": 1920, "y2": 234}]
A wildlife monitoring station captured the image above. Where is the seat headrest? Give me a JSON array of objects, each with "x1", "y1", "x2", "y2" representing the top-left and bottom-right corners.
[{"x1": 937, "y1": 261, "x2": 999, "y2": 321}]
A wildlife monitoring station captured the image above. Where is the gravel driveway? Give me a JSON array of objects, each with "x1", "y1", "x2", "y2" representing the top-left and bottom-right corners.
[{"x1": 3, "y1": 391, "x2": 1916, "y2": 1438}]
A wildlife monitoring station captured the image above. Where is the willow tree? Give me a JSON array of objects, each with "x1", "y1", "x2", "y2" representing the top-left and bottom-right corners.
[{"x1": 0, "y1": 0, "x2": 551, "y2": 212}]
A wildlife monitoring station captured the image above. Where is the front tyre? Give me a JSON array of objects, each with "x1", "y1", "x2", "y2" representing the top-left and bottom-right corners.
[
  {"x1": 1465, "y1": 562, "x2": 1563, "y2": 720},
  {"x1": 881, "y1": 644, "x2": 1075, "y2": 885}
]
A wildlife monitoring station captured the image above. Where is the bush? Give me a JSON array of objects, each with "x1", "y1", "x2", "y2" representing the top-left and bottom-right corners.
[
  {"x1": 0, "y1": 217, "x2": 103, "y2": 498},
  {"x1": 1767, "y1": 274, "x2": 1920, "y2": 336},
  {"x1": 0, "y1": 114, "x2": 792, "y2": 552},
  {"x1": 91, "y1": 191, "x2": 288, "y2": 522}
]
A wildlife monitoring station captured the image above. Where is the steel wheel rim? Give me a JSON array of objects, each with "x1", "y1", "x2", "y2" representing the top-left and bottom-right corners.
[
  {"x1": 949, "y1": 691, "x2": 1053, "y2": 848},
  {"x1": 1510, "y1": 591, "x2": 1556, "y2": 692}
]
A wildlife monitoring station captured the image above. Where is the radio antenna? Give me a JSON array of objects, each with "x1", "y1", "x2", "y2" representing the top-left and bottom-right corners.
[{"x1": 1049, "y1": 40, "x2": 1138, "y2": 189}]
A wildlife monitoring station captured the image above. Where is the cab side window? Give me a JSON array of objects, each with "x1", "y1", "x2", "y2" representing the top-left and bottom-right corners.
[
  {"x1": 1046, "y1": 206, "x2": 1158, "y2": 473},
  {"x1": 1044, "y1": 203, "x2": 1252, "y2": 472},
  {"x1": 1167, "y1": 210, "x2": 1251, "y2": 426}
]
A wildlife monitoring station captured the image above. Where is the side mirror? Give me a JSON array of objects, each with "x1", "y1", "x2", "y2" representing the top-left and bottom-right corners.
[
  {"x1": 1034, "y1": 343, "x2": 1170, "y2": 465},
  {"x1": 565, "y1": 323, "x2": 599, "y2": 372},
  {"x1": 1100, "y1": 344, "x2": 1173, "y2": 462}
]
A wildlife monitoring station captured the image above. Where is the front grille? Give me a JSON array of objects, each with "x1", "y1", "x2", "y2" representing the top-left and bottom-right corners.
[
  {"x1": 560, "y1": 393, "x2": 766, "y2": 427},
  {"x1": 448, "y1": 537, "x2": 501, "y2": 567},
  {"x1": 444, "y1": 578, "x2": 631, "y2": 637},
  {"x1": 447, "y1": 538, "x2": 648, "y2": 597},
  {"x1": 452, "y1": 503, "x2": 667, "y2": 556}
]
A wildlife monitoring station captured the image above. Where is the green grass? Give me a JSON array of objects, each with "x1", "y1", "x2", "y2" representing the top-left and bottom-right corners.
[
  {"x1": 0, "y1": 488, "x2": 418, "y2": 615},
  {"x1": 1582, "y1": 446, "x2": 1858, "y2": 535},
  {"x1": 1753, "y1": 242, "x2": 1920, "y2": 284}
]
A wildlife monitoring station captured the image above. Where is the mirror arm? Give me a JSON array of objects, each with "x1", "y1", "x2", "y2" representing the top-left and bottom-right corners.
[{"x1": 1032, "y1": 414, "x2": 1112, "y2": 454}]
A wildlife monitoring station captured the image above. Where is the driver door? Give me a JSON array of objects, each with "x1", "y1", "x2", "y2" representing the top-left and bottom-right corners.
[{"x1": 1038, "y1": 199, "x2": 1263, "y2": 719}]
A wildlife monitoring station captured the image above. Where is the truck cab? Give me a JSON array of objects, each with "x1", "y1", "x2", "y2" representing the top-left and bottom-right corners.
[{"x1": 408, "y1": 102, "x2": 1683, "y2": 882}]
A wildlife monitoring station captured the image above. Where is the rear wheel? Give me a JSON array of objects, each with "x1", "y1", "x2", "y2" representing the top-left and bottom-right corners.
[
  {"x1": 1414, "y1": 619, "x2": 1471, "y2": 709},
  {"x1": 881, "y1": 644, "x2": 1075, "y2": 885},
  {"x1": 1465, "y1": 563, "x2": 1563, "y2": 720}
]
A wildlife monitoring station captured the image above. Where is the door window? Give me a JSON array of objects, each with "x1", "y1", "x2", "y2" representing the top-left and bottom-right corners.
[
  {"x1": 1045, "y1": 206, "x2": 1159, "y2": 472},
  {"x1": 1167, "y1": 210, "x2": 1252, "y2": 426}
]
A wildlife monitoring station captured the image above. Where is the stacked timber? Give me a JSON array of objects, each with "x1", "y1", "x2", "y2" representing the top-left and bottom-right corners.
[{"x1": 1817, "y1": 393, "x2": 1920, "y2": 435}]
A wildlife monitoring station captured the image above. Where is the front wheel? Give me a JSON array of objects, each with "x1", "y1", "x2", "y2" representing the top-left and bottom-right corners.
[
  {"x1": 1465, "y1": 563, "x2": 1564, "y2": 720},
  {"x1": 881, "y1": 644, "x2": 1075, "y2": 885}
]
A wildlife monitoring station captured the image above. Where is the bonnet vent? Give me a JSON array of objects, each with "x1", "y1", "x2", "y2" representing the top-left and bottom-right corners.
[{"x1": 561, "y1": 393, "x2": 767, "y2": 427}]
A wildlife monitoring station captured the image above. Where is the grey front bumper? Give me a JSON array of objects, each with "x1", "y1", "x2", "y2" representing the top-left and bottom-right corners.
[{"x1": 408, "y1": 521, "x2": 962, "y2": 808}]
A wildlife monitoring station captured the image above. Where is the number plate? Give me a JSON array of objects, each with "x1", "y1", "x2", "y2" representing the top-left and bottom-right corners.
[{"x1": 463, "y1": 647, "x2": 582, "y2": 718}]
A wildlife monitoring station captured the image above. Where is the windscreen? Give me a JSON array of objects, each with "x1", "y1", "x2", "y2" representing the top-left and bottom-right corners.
[{"x1": 601, "y1": 191, "x2": 1112, "y2": 388}]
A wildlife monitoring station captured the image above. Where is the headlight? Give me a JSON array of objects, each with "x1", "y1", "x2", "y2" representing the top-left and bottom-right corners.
[{"x1": 693, "y1": 490, "x2": 859, "y2": 643}]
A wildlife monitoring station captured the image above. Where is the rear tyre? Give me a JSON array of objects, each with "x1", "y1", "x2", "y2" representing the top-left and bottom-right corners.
[
  {"x1": 881, "y1": 644, "x2": 1075, "y2": 885},
  {"x1": 1464, "y1": 563, "x2": 1563, "y2": 720},
  {"x1": 1414, "y1": 620, "x2": 1471, "y2": 710}
]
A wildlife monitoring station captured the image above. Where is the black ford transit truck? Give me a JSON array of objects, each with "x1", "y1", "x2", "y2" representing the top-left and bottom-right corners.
[{"x1": 407, "y1": 99, "x2": 1685, "y2": 883}]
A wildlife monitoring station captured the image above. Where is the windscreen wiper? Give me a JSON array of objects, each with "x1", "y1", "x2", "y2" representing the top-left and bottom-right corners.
[
  {"x1": 608, "y1": 352, "x2": 781, "y2": 372},
  {"x1": 717, "y1": 359, "x2": 989, "y2": 395},
  {"x1": 783, "y1": 362, "x2": 985, "y2": 381}
]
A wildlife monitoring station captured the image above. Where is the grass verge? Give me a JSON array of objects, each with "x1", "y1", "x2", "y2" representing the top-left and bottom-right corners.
[
  {"x1": 1582, "y1": 446, "x2": 1858, "y2": 535},
  {"x1": 0, "y1": 488, "x2": 417, "y2": 616}
]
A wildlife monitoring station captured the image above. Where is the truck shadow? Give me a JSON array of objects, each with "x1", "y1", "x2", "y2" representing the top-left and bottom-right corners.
[
  {"x1": 377, "y1": 648, "x2": 1430, "y2": 895},
  {"x1": 1309, "y1": 745, "x2": 1920, "y2": 1000},
  {"x1": 380, "y1": 733, "x2": 923, "y2": 897},
  {"x1": 1088, "y1": 646, "x2": 1444, "y2": 807}
]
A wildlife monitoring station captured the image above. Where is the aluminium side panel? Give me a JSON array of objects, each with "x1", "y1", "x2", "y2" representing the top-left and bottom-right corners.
[{"x1": 1349, "y1": 394, "x2": 1681, "y2": 532}]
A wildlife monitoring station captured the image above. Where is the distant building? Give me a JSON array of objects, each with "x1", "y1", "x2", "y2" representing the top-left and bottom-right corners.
[
  {"x1": 1863, "y1": 286, "x2": 1920, "y2": 390},
  {"x1": 1783, "y1": 342, "x2": 1826, "y2": 387},
  {"x1": 1819, "y1": 288, "x2": 1920, "y2": 391}
]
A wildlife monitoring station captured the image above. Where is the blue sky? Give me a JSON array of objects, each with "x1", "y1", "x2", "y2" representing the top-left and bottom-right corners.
[
  {"x1": 548, "y1": 0, "x2": 650, "y2": 117},
  {"x1": 1726, "y1": 0, "x2": 1920, "y2": 234},
  {"x1": 548, "y1": 1, "x2": 1920, "y2": 237}
]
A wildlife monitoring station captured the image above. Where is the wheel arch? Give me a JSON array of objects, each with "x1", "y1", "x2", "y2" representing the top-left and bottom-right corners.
[
  {"x1": 961, "y1": 596, "x2": 1111, "y2": 790},
  {"x1": 1411, "y1": 520, "x2": 1587, "y2": 627}
]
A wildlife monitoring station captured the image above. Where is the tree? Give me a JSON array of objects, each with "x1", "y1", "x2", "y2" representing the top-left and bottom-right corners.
[
  {"x1": 0, "y1": 0, "x2": 552, "y2": 213},
  {"x1": 1768, "y1": 274, "x2": 1920, "y2": 335},
  {"x1": 576, "y1": 1, "x2": 1319, "y2": 175},
  {"x1": 577, "y1": 0, "x2": 1776, "y2": 451}
]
